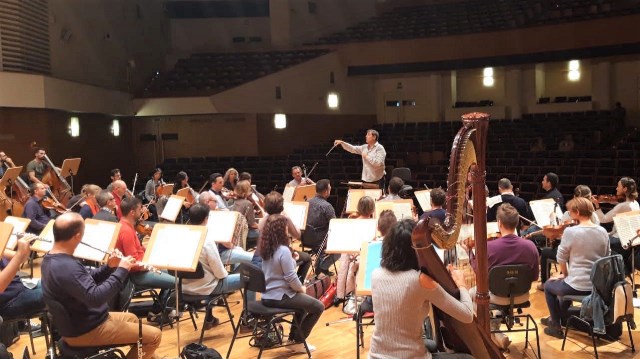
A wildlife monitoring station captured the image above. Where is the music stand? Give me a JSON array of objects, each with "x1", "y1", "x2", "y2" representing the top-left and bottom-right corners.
[
  {"x1": 30, "y1": 220, "x2": 56, "y2": 253},
  {"x1": 374, "y1": 199, "x2": 413, "y2": 220},
  {"x1": 3, "y1": 216, "x2": 31, "y2": 250},
  {"x1": 325, "y1": 218, "x2": 377, "y2": 254},
  {"x1": 73, "y1": 219, "x2": 121, "y2": 262},
  {"x1": 0, "y1": 222, "x2": 13, "y2": 255},
  {"x1": 158, "y1": 184, "x2": 174, "y2": 197},
  {"x1": 345, "y1": 189, "x2": 382, "y2": 214},
  {"x1": 0, "y1": 166, "x2": 22, "y2": 188},
  {"x1": 60, "y1": 158, "x2": 81, "y2": 194},
  {"x1": 356, "y1": 241, "x2": 383, "y2": 296},
  {"x1": 293, "y1": 184, "x2": 316, "y2": 202},
  {"x1": 144, "y1": 223, "x2": 207, "y2": 357},
  {"x1": 613, "y1": 210, "x2": 640, "y2": 306},
  {"x1": 283, "y1": 201, "x2": 309, "y2": 230},
  {"x1": 159, "y1": 195, "x2": 186, "y2": 223},
  {"x1": 414, "y1": 189, "x2": 432, "y2": 212},
  {"x1": 206, "y1": 211, "x2": 242, "y2": 247},
  {"x1": 282, "y1": 185, "x2": 296, "y2": 202}
]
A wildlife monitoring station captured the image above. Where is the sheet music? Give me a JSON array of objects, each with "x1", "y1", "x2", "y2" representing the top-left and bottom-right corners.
[
  {"x1": 3, "y1": 216, "x2": 30, "y2": 250},
  {"x1": 375, "y1": 201, "x2": 413, "y2": 220},
  {"x1": 159, "y1": 195, "x2": 185, "y2": 222},
  {"x1": 31, "y1": 220, "x2": 55, "y2": 253},
  {"x1": 529, "y1": 198, "x2": 563, "y2": 227},
  {"x1": 414, "y1": 190, "x2": 432, "y2": 211},
  {"x1": 325, "y1": 219, "x2": 377, "y2": 253},
  {"x1": 282, "y1": 185, "x2": 295, "y2": 202},
  {"x1": 147, "y1": 227, "x2": 202, "y2": 269},
  {"x1": 73, "y1": 221, "x2": 119, "y2": 262},
  {"x1": 283, "y1": 201, "x2": 309, "y2": 230},
  {"x1": 458, "y1": 223, "x2": 474, "y2": 243},
  {"x1": 206, "y1": 211, "x2": 239, "y2": 245},
  {"x1": 487, "y1": 221, "x2": 499, "y2": 235},
  {"x1": 487, "y1": 195, "x2": 503, "y2": 209},
  {"x1": 613, "y1": 211, "x2": 640, "y2": 247}
]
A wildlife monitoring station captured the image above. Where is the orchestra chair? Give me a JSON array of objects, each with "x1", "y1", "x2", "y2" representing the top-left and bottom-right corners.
[
  {"x1": 390, "y1": 167, "x2": 414, "y2": 199},
  {"x1": 354, "y1": 296, "x2": 375, "y2": 359},
  {"x1": 226, "y1": 263, "x2": 311, "y2": 359},
  {"x1": 488, "y1": 264, "x2": 541, "y2": 359},
  {"x1": 561, "y1": 255, "x2": 635, "y2": 359},
  {"x1": 0, "y1": 308, "x2": 51, "y2": 356},
  {"x1": 46, "y1": 298, "x2": 131, "y2": 359},
  {"x1": 174, "y1": 263, "x2": 236, "y2": 344}
]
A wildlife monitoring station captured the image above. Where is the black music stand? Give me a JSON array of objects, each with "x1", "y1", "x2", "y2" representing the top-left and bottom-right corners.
[{"x1": 60, "y1": 158, "x2": 81, "y2": 194}]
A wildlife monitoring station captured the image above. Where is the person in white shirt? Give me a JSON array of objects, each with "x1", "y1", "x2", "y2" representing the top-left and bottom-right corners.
[
  {"x1": 208, "y1": 173, "x2": 230, "y2": 210},
  {"x1": 182, "y1": 204, "x2": 254, "y2": 329},
  {"x1": 334, "y1": 129, "x2": 387, "y2": 189},
  {"x1": 288, "y1": 166, "x2": 315, "y2": 187},
  {"x1": 592, "y1": 177, "x2": 639, "y2": 273}
]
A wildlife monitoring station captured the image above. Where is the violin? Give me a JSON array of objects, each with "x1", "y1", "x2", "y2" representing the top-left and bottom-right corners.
[
  {"x1": 135, "y1": 205, "x2": 153, "y2": 237},
  {"x1": 525, "y1": 220, "x2": 577, "y2": 240},
  {"x1": 42, "y1": 197, "x2": 69, "y2": 214},
  {"x1": 593, "y1": 194, "x2": 624, "y2": 205}
]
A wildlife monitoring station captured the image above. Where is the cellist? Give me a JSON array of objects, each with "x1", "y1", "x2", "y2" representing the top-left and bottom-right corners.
[{"x1": 0, "y1": 151, "x2": 15, "y2": 177}]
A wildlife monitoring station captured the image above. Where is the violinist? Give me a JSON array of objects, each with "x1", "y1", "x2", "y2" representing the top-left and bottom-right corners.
[
  {"x1": 144, "y1": 168, "x2": 164, "y2": 221},
  {"x1": 208, "y1": 173, "x2": 230, "y2": 210},
  {"x1": 288, "y1": 166, "x2": 314, "y2": 187},
  {"x1": 538, "y1": 185, "x2": 597, "y2": 290},
  {"x1": 0, "y1": 151, "x2": 15, "y2": 177},
  {"x1": 487, "y1": 178, "x2": 533, "y2": 226},
  {"x1": 592, "y1": 177, "x2": 639, "y2": 272},
  {"x1": 369, "y1": 219, "x2": 473, "y2": 359},
  {"x1": 22, "y1": 183, "x2": 51, "y2": 234},
  {"x1": 78, "y1": 185, "x2": 101, "y2": 219},
  {"x1": 232, "y1": 180, "x2": 260, "y2": 247},
  {"x1": 26, "y1": 147, "x2": 50, "y2": 186},
  {"x1": 465, "y1": 203, "x2": 539, "y2": 350},
  {"x1": 110, "y1": 180, "x2": 127, "y2": 220},
  {"x1": 105, "y1": 168, "x2": 121, "y2": 192},
  {"x1": 541, "y1": 197, "x2": 610, "y2": 338},
  {"x1": 93, "y1": 190, "x2": 118, "y2": 222},
  {"x1": 223, "y1": 168, "x2": 239, "y2": 191}
]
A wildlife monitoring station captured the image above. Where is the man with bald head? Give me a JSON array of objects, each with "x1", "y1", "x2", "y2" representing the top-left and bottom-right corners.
[
  {"x1": 41, "y1": 213, "x2": 161, "y2": 359},
  {"x1": 198, "y1": 191, "x2": 218, "y2": 211},
  {"x1": 110, "y1": 180, "x2": 127, "y2": 220}
]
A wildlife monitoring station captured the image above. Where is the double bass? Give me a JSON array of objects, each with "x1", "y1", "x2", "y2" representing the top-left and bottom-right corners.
[
  {"x1": 38, "y1": 149, "x2": 73, "y2": 206},
  {"x1": 0, "y1": 159, "x2": 31, "y2": 217},
  {"x1": 412, "y1": 113, "x2": 504, "y2": 358}
]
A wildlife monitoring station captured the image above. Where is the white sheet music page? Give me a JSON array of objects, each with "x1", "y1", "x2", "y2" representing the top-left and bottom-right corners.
[
  {"x1": 147, "y1": 227, "x2": 201, "y2": 270},
  {"x1": 283, "y1": 202, "x2": 308, "y2": 230},
  {"x1": 31, "y1": 220, "x2": 55, "y2": 253},
  {"x1": 4, "y1": 216, "x2": 29, "y2": 250},
  {"x1": 487, "y1": 221, "x2": 500, "y2": 235},
  {"x1": 206, "y1": 211, "x2": 238, "y2": 245},
  {"x1": 414, "y1": 190, "x2": 432, "y2": 211},
  {"x1": 529, "y1": 198, "x2": 563, "y2": 227},
  {"x1": 282, "y1": 185, "x2": 295, "y2": 202},
  {"x1": 613, "y1": 211, "x2": 640, "y2": 247},
  {"x1": 160, "y1": 195, "x2": 185, "y2": 222},
  {"x1": 325, "y1": 219, "x2": 377, "y2": 254},
  {"x1": 487, "y1": 195, "x2": 503, "y2": 209},
  {"x1": 74, "y1": 221, "x2": 118, "y2": 262}
]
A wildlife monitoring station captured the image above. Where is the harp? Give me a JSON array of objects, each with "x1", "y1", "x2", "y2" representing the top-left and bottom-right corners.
[{"x1": 412, "y1": 113, "x2": 504, "y2": 359}]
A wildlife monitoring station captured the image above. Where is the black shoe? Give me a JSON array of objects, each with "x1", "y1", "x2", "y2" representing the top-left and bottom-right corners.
[
  {"x1": 540, "y1": 316, "x2": 554, "y2": 327},
  {"x1": 544, "y1": 326, "x2": 564, "y2": 339}
]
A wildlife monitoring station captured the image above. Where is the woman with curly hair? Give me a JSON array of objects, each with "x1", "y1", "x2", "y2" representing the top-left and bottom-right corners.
[
  {"x1": 369, "y1": 219, "x2": 474, "y2": 359},
  {"x1": 258, "y1": 214, "x2": 324, "y2": 354}
]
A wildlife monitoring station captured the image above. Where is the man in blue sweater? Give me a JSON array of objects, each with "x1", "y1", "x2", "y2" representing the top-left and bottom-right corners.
[{"x1": 41, "y1": 212, "x2": 161, "y2": 359}]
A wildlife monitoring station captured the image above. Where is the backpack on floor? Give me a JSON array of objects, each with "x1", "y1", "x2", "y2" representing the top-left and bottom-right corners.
[{"x1": 180, "y1": 343, "x2": 222, "y2": 359}]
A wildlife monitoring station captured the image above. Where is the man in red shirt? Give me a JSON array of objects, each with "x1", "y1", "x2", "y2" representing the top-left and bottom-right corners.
[
  {"x1": 116, "y1": 197, "x2": 175, "y2": 318},
  {"x1": 111, "y1": 180, "x2": 128, "y2": 220}
]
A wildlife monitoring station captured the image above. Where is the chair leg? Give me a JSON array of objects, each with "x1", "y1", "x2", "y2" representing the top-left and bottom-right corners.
[
  {"x1": 222, "y1": 296, "x2": 236, "y2": 333},
  {"x1": 589, "y1": 326, "x2": 598, "y2": 359},
  {"x1": 27, "y1": 321, "x2": 36, "y2": 355},
  {"x1": 225, "y1": 310, "x2": 245, "y2": 359},
  {"x1": 562, "y1": 316, "x2": 574, "y2": 351},
  {"x1": 189, "y1": 306, "x2": 197, "y2": 331},
  {"x1": 627, "y1": 320, "x2": 635, "y2": 352},
  {"x1": 290, "y1": 315, "x2": 311, "y2": 358}
]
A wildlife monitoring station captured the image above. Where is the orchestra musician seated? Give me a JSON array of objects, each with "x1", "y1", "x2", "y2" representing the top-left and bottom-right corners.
[
  {"x1": 257, "y1": 191, "x2": 312, "y2": 282},
  {"x1": 93, "y1": 190, "x2": 118, "y2": 222},
  {"x1": 288, "y1": 166, "x2": 315, "y2": 187},
  {"x1": 379, "y1": 177, "x2": 403, "y2": 202},
  {"x1": 419, "y1": 188, "x2": 446, "y2": 223},
  {"x1": 105, "y1": 168, "x2": 121, "y2": 192},
  {"x1": 466, "y1": 203, "x2": 539, "y2": 350},
  {"x1": 172, "y1": 171, "x2": 197, "y2": 223},
  {"x1": 110, "y1": 180, "x2": 128, "y2": 220},
  {"x1": 258, "y1": 214, "x2": 324, "y2": 354},
  {"x1": 591, "y1": 177, "x2": 639, "y2": 274},
  {"x1": 183, "y1": 204, "x2": 254, "y2": 330},
  {"x1": 143, "y1": 168, "x2": 164, "y2": 222},
  {"x1": 0, "y1": 234, "x2": 45, "y2": 342},
  {"x1": 115, "y1": 197, "x2": 176, "y2": 321},
  {"x1": 369, "y1": 219, "x2": 474, "y2": 359},
  {"x1": 41, "y1": 212, "x2": 161, "y2": 359},
  {"x1": 538, "y1": 185, "x2": 597, "y2": 291},
  {"x1": 486, "y1": 178, "x2": 533, "y2": 227},
  {"x1": 541, "y1": 197, "x2": 610, "y2": 338},
  {"x1": 232, "y1": 180, "x2": 260, "y2": 248},
  {"x1": 337, "y1": 196, "x2": 375, "y2": 302},
  {"x1": 77, "y1": 185, "x2": 101, "y2": 219},
  {"x1": 208, "y1": 173, "x2": 230, "y2": 210},
  {"x1": 198, "y1": 192, "x2": 254, "y2": 268},
  {"x1": 23, "y1": 183, "x2": 51, "y2": 234},
  {"x1": 305, "y1": 179, "x2": 338, "y2": 276},
  {"x1": 223, "y1": 168, "x2": 239, "y2": 192}
]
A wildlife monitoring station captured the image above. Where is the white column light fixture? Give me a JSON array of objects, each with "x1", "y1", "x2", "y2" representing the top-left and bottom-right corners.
[
  {"x1": 111, "y1": 119, "x2": 120, "y2": 137},
  {"x1": 482, "y1": 67, "x2": 494, "y2": 87},
  {"x1": 327, "y1": 92, "x2": 339, "y2": 109},
  {"x1": 274, "y1": 113, "x2": 287, "y2": 129},
  {"x1": 68, "y1": 117, "x2": 80, "y2": 137},
  {"x1": 568, "y1": 60, "x2": 580, "y2": 81}
]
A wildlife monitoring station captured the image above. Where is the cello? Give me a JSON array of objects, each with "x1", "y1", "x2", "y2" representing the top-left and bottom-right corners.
[{"x1": 411, "y1": 113, "x2": 504, "y2": 359}]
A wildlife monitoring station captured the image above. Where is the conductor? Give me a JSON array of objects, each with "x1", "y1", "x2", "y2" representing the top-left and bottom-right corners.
[{"x1": 334, "y1": 129, "x2": 387, "y2": 189}]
